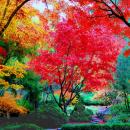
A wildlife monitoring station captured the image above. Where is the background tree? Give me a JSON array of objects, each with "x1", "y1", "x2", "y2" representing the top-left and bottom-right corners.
[
  {"x1": 115, "y1": 43, "x2": 130, "y2": 109},
  {"x1": 0, "y1": 38, "x2": 39, "y2": 97},
  {"x1": 17, "y1": 70, "x2": 43, "y2": 111}
]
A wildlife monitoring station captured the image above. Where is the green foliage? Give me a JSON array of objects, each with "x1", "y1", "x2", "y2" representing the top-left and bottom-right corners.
[
  {"x1": 110, "y1": 103, "x2": 128, "y2": 116},
  {"x1": 17, "y1": 98, "x2": 33, "y2": 111},
  {"x1": 107, "y1": 114, "x2": 130, "y2": 124},
  {"x1": 103, "y1": 90, "x2": 119, "y2": 105},
  {"x1": 82, "y1": 99, "x2": 106, "y2": 106},
  {"x1": 66, "y1": 106, "x2": 74, "y2": 115},
  {"x1": 116, "y1": 44, "x2": 130, "y2": 93},
  {"x1": 18, "y1": 70, "x2": 42, "y2": 91},
  {"x1": 80, "y1": 92, "x2": 94, "y2": 101},
  {"x1": 61, "y1": 123, "x2": 130, "y2": 130},
  {"x1": 80, "y1": 92, "x2": 107, "y2": 105},
  {"x1": 69, "y1": 102, "x2": 93, "y2": 122},
  {"x1": 0, "y1": 40, "x2": 6, "y2": 48},
  {"x1": 105, "y1": 90, "x2": 117, "y2": 100},
  {"x1": 17, "y1": 70, "x2": 43, "y2": 110},
  {"x1": 0, "y1": 39, "x2": 39, "y2": 65}
]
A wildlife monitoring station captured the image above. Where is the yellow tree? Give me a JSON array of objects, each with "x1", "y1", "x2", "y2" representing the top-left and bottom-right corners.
[
  {"x1": 0, "y1": 0, "x2": 49, "y2": 48},
  {"x1": 0, "y1": 60, "x2": 27, "y2": 91},
  {"x1": 0, "y1": 0, "x2": 31, "y2": 36},
  {"x1": 0, "y1": 0, "x2": 72, "y2": 48}
]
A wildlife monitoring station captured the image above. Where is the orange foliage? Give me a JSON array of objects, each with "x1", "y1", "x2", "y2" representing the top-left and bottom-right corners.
[{"x1": 0, "y1": 92, "x2": 28, "y2": 117}]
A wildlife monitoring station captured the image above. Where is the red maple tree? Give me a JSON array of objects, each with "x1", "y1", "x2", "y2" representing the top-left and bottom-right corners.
[{"x1": 30, "y1": 17, "x2": 123, "y2": 112}]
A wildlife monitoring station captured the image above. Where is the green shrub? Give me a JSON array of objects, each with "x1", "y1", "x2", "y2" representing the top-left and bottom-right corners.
[
  {"x1": 80, "y1": 92, "x2": 94, "y2": 101},
  {"x1": 83, "y1": 99, "x2": 106, "y2": 106},
  {"x1": 17, "y1": 70, "x2": 43, "y2": 111},
  {"x1": 110, "y1": 103, "x2": 128, "y2": 116},
  {"x1": 17, "y1": 98, "x2": 33, "y2": 111},
  {"x1": 80, "y1": 92, "x2": 109, "y2": 106},
  {"x1": 107, "y1": 114, "x2": 130, "y2": 124},
  {"x1": 61, "y1": 123, "x2": 130, "y2": 130},
  {"x1": 102, "y1": 90, "x2": 119, "y2": 105},
  {"x1": 69, "y1": 102, "x2": 93, "y2": 122},
  {"x1": 66, "y1": 106, "x2": 74, "y2": 115}
]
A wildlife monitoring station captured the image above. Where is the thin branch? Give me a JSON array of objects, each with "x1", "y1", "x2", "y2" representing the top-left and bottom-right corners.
[
  {"x1": 50, "y1": 85, "x2": 64, "y2": 110},
  {"x1": 59, "y1": 43, "x2": 72, "y2": 104},
  {"x1": 67, "y1": 79, "x2": 85, "y2": 106},
  {"x1": 93, "y1": 0, "x2": 130, "y2": 27},
  {"x1": 57, "y1": 67, "x2": 62, "y2": 85},
  {"x1": 109, "y1": 0, "x2": 123, "y2": 16},
  {"x1": 61, "y1": 43, "x2": 71, "y2": 86},
  {"x1": 63, "y1": 68, "x2": 75, "y2": 96},
  {"x1": 63, "y1": 66, "x2": 79, "y2": 96}
]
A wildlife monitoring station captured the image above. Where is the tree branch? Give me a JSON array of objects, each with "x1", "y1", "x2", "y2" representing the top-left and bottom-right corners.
[
  {"x1": 0, "y1": 0, "x2": 30, "y2": 36},
  {"x1": 50, "y1": 85, "x2": 64, "y2": 110},
  {"x1": 94, "y1": 0, "x2": 130, "y2": 27},
  {"x1": 66, "y1": 79, "x2": 85, "y2": 106}
]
